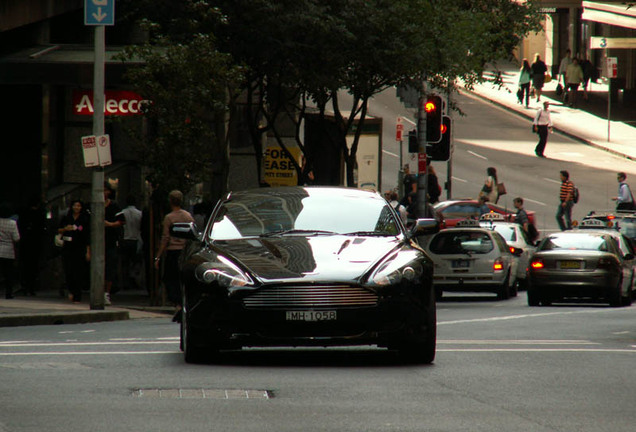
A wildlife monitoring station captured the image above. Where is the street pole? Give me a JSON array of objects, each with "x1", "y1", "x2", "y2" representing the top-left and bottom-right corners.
[
  {"x1": 416, "y1": 87, "x2": 429, "y2": 218},
  {"x1": 90, "y1": 25, "x2": 106, "y2": 309}
]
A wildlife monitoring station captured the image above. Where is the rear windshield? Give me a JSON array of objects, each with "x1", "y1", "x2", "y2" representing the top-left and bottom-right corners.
[
  {"x1": 539, "y1": 234, "x2": 609, "y2": 251},
  {"x1": 429, "y1": 231, "x2": 494, "y2": 255}
]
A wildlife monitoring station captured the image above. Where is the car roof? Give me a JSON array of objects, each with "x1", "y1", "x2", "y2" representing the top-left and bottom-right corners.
[
  {"x1": 585, "y1": 210, "x2": 636, "y2": 219},
  {"x1": 227, "y1": 186, "x2": 383, "y2": 201}
]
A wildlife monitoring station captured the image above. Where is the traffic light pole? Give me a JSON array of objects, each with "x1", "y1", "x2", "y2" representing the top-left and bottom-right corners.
[{"x1": 416, "y1": 93, "x2": 429, "y2": 219}]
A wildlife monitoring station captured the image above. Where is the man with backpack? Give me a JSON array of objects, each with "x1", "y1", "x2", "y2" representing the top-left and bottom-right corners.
[
  {"x1": 557, "y1": 170, "x2": 575, "y2": 231},
  {"x1": 513, "y1": 197, "x2": 538, "y2": 242}
]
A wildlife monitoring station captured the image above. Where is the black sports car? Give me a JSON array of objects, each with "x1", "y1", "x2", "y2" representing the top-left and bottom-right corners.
[{"x1": 171, "y1": 186, "x2": 439, "y2": 363}]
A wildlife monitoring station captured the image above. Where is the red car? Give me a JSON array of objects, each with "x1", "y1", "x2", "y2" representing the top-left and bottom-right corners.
[{"x1": 433, "y1": 200, "x2": 536, "y2": 228}]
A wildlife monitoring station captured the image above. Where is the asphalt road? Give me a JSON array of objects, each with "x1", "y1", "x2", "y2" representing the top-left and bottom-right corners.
[{"x1": 1, "y1": 293, "x2": 635, "y2": 432}]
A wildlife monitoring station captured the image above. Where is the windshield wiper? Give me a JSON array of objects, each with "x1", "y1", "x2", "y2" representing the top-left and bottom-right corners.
[
  {"x1": 343, "y1": 231, "x2": 394, "y2": 237},
  {"x1": 260, "y1": 229, "x2": 336, "y2": 237}
]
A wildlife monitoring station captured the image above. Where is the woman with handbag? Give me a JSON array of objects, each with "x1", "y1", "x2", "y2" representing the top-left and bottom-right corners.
[
  {"x1": 517, "y1": 59, "x2": 532, "y2": 108},
  {"x1": 58, "y1": 199, "x2": 90, "y2": 303},
  {"x1": 479, "y1": 167, "x2": 499, "y2": 204}
]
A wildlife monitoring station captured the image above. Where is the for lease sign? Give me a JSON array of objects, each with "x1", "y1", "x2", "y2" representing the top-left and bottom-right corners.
[{"x1": 73, "y1": 90, "x2": 149, "y2": 116}]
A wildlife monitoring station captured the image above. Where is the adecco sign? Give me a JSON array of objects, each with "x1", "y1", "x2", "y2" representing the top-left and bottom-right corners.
[{"x1": 72, "y1": 90, "x2": 149, "y2": 116}]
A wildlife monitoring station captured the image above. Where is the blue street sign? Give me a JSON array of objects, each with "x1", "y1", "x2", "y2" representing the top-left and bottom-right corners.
[{"x1": 85, "y1": 0, "x2": 115, "y2": 26}]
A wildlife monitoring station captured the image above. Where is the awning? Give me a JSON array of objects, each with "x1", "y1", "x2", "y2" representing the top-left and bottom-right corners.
[{"x1": 582, "y1": 1, "x2": 636, "y2": 29}]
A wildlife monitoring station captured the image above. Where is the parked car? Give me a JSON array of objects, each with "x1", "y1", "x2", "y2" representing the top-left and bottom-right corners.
[
  {"x1": 424, "y1": 219, "x2": 517, "y2": 300},
  {"x1": 479, "y1": 213, "x2": 536, "y2": 289},
  {"x1": 433, "y1": 199, "x2": 536, "y2": 228},
  {"x1": 527, "y1": 229, "x2": 635, "y2": 307},
  {"x1": 171, "y1": 186, "x2": 440, "y2": 364}
]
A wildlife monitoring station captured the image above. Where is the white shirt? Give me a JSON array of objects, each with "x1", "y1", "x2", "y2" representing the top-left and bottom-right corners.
[
  {"x1": 122, "y1": 205, "x2": 143, "y2": 241},
  {"x1": 533, "y1": 108, "x2": 552, "y2": 127},
  {"x1": 618, "y1": 182, "x2": 633, "y2": 204}
]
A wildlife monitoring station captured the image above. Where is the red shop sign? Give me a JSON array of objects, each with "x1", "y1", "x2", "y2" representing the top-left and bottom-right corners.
[{"x1": 72, "y1": 90, "x2": 149, "y2": 116}]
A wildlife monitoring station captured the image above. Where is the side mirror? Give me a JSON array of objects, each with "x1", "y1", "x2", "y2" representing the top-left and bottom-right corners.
[
  {"x1": 624, "y1": 253, "x2": 635, "y2": 261},
  {"x1": 411, "y1": 218, "x2": 440, "y2": 237},
  {"x1": 170, "y1": 222, "x2": 201, "y2": 241}
]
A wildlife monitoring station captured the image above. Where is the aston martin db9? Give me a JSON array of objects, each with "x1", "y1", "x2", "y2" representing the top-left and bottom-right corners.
[{"x1": 170, "y1": 187, "x2": 439, "y2": 363}]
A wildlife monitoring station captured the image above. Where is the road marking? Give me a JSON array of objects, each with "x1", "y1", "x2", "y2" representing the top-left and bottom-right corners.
[
  {"x1": 0, "y1": 341, "x2": 175, "y2": 348},
  {"x1": 0, "y1": 351, "x2": 179, "y2": 356},
  {"x1": 438, "y1": 307, "x2": 631, "y2": 325},
  {"x1": 451, "y1": 176, "x2": 468, "y2": 183},
  {"x1": 382, "y1": 149, "x2": 399, "y2": 158},
  {"x1": 438, "y1": 340, "x2": 598, "y2": 345},
  {"x1": 438, "y1": 348, "x2": 636, "y2": 353},
  {"x1": 468, "y1": 150, "x2": 488, "y2": 160},
  {"x1": 543, "y1": 177, "x2": 561, "y2": 184},
  {"x1": 523, "y1": 198, "x2": 547, "y2": 206},
  {"x1": 402, "y1": 117, "x2": 416, "y2": 126}
]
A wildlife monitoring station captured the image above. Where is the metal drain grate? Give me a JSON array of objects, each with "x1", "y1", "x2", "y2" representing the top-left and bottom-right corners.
[{"x1": 132, "y1": 388, "x2": 272, "y2": 399}]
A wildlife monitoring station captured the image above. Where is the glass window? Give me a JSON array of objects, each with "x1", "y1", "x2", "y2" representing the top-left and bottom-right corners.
[
  {"x1": 438, "y1": 203, "x2": 480, "y2": 220},
  {"x1": 492, "y1": 225, "x2": 517, "y2": 242},
  {"x1": 429, "y1": 231, "x2": 494, "y2": 255},
  {"x1": 539, "y1": 234, "x2": 608, "y2": 251}
]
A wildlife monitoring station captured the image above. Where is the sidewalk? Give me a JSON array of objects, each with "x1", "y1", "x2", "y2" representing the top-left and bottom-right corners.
[
  {"x1": 466, "y1": 61, "x2": 636, "y2": 161},
  {"x1": 0, "y1": 289, "x2": 174, "y2": 328}
]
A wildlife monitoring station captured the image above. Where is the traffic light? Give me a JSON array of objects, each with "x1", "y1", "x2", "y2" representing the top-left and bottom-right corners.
[
  {"x1": 427, "y1": 116, "x2": 451, "y2": 161},
  {"x1": 408, "y1": 130, "x2": 418, "y2": 153},
  {"x1": 424, "y1": 95, "x2": 443, "y2": 143}
]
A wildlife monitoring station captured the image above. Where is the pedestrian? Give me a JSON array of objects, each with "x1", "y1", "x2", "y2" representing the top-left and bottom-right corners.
[
  {"x1": 17, "y1": 194, "x2": 47, "y2": 296},
  {"x1": 612, "y1": 172, "x2": 634, "y2": 211},
  {"x1": 556, "y1": 170, "x2": 575, "y2": 231},
  {"x1": 533, "y1": 101, "x2": 553, "y2": 158},
  {"x1": 120, "y1": 194, "x2": 143, "y2": 290},
  {"x1": 427, "y1": 164, "x2": 441, "y2": 204},
  {"x1": 388, "y1": 190, "x2": 408, "y2": 225},
  {"x1": 401, "y1": 164, "x2": 417, "y2": 205},
  {"x1": 514, "y1": 197, "x2": 539, "y2": 242},
  {"x1": 478, "y1": 195, "x2": 490, "y2": 216},
  {"x1": 58, "y1": 199, "x2": 90, "y2": 303},
  {"x1": 558, "y1": 49, "x2": 572, "y2": 100},
  {"x1": 0, "y1": 202, "x2": 20, "y2": 299},
  {"x1": 565, "y1": 57, "x2": 584, "y2": 107},
  {"x1": 104, "y1": 182, "x2": 125, "y2": 305},
  {"x1": 531, "y1": 53, "x2": 548, "y2": 102},
  {"x1": 154, "y1": 190, "x2": 195, "y2": 323},
  {"x1": 517, "y1": 58, "x2": 532, "y2": 108},
  {"x1": 479, "y1": 167, "x2": 498, "y2": 204},
  {"x1": 580, "y1": 53, "x2": 596, "y2": 101}
]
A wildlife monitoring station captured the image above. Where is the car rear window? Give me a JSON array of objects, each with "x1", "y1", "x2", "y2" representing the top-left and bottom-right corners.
[
  {"x1": 540, "y1": 234, "x2": 609, "y2": 251},
  {"x1": 429, "y1": 231, "x2": 494, "y2": 254}
]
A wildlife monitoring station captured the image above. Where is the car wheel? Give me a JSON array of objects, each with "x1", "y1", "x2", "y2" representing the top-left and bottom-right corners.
[
  {"x1": 609, "y1": 277, "x2": 623, "y2": 307},
  {"x1": 510, "y1": 278, "x2": 519, "y2": 298},
  {"x1": 622, "y1": 276, "x2": 633, "y2": 306},
  {"x1": 397, "y1": 289, "x2": 437, "y2": 364},
  {"x1": 527, "y1": 285, "x2": 540, "y2": 306},
  {"x1": 497, "y1": 273, "x2": 511, "y2": 300}
]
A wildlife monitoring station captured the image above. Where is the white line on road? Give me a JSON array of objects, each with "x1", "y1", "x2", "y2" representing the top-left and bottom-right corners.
[
  {"x1": 402, "y1": 117, "x2": 416, "y2": 126},
  {"x1": 543, "y1": 177, "x2": 561, "y2": 184},
  {"x1": 0, "y1": 351, "x2": 179, "y2": 356},
  {"x1": 438, "y1": 340, "x2": 598, "y2": 345},
  {"x1": 382, "y1": 149, "x2": 399, "y2": 158},
  {"x1": 451, "y1": 176, "x2": 468, "y2": 183},
  {"x1": 0, "y1": 341, "x2": 176, "y2": 348},
  {"x1": 438, "y1": 348, "x2": 636, "y2": 353},
  {"x1": 468, "y1": 150, "x2": 488, "y2": 160},
  {"x1": 523, "y1": 198, "x2": 547, "y2": 206},
  {"x1": 438, "y1": 307, "x2": 632, "y2": 325}
]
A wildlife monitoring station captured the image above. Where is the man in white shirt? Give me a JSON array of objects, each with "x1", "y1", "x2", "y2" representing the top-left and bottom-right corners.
[
  {"x1": 612, "y1": 172, "x2": 634, "y2": 211},
  {"x1": 121, "y1": 195, "x2": 143, "y2": 290},
  {"x1": 533, "y1": 101, "x2": 553, "y2": 158}
]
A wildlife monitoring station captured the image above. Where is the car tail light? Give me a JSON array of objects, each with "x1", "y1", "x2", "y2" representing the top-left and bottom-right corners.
[
  {"x1": 597, "y1": 257, "x2": 616, "y2": 270},
  {"x1": 509, "y1": 246, "x2": 516, "y2": 254},
  {"x1": 493, "y1": 258, "x2": 504, "y2": 271},
  {"x1": 531, "y1": 259, "x2": 544, "y2": 269}
]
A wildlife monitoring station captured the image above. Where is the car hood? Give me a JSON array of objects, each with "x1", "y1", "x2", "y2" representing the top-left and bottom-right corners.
[{"x1": 212, "y1": 235, "x2": 402, "y2": 283}]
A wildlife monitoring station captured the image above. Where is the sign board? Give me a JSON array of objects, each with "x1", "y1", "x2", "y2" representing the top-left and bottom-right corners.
[
  {"x1": 97, "y1": 134, "x2": 112, "y2": 166},
  {"x1": 396, "y1": 117, "x2": 404, "y2": 141},
  {"x1": 262, "y1": 139, "x2": 302, "y2": 187},
  {"x1": 590, "y1": 37, "x2": 636, "y2": 49},
  {"x1": 81, "y1": 134, "x2": 112, "y2": 167},
  {"x1": 606, "y1": 57, "x2": 618, "y2": 78},
  {"x1": 73, "y1": 90, "x2": 148, "y2": 116},
  {"x1": 81, "y1": 136, "x2": 100, "y2": 167},
  {"x1": 85, "y1": 0, "x2": 115, "y2": 26},
  {"x1": 418, "y1": 152, "x2": 427, "y2": 175}
]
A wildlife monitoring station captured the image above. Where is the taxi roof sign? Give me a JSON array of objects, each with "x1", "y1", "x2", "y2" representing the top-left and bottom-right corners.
[
  {"x1": 579, "y1": 219, "x2": 607, "y2": 228},
  {"x1": 455, "y1": 219, "x2": 481, "y2": 228},
  {"x1": 479, "y1": 213, "x2": 505, "y2": 221}
]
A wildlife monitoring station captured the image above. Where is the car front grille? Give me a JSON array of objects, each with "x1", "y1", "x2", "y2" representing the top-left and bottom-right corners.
[{"x1": 242, "y1": 285, "x2": 378, "y2": 309}]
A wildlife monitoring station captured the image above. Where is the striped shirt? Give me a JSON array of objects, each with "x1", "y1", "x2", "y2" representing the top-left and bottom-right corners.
[{"x1": 560, "y1": 180, "x2": 574, "y2": 202}]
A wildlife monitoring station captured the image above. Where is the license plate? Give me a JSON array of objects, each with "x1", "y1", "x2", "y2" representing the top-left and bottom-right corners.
[
  {"x1": 286, "y1": 311, "x2": 337, "y2": 321},
  {"x1": 452, "y1": 260, "x2": 470, "y2": 268},
  {"x1": 560, "y1": 260, "x2": 581, "y2": 269}
]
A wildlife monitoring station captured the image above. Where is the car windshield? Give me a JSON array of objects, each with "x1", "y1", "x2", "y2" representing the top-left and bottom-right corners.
[
  {"x1": 540, "y1": 234, "x2": 609, "y2": 251},
  {"x1": 208, "y1": 189, "x2": 400, "y2": 240},
  {"x1": 429, "y1": 231, "x2": 494, "y2": 255}
]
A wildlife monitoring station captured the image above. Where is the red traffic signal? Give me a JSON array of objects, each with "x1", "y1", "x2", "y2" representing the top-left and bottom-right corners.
[
  {"x1": 426, "y1": 116, "x2": 451, "y2": 161},
  {"x1": 425, "y1": 95, "x2": 443, "y2": 143}
]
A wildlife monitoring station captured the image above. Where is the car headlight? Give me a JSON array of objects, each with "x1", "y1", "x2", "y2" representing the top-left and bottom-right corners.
[
  {"x1": 195, "y1": 255, "x2": 254, "y2": 288},
  {"x1": 369, "y1": 251, "x2": 423, "y2": 286}
]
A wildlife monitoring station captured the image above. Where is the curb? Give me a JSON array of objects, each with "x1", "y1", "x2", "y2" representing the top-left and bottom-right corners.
[{"x1": 0, "y1": 310, "x2": 130, "y2": 328}]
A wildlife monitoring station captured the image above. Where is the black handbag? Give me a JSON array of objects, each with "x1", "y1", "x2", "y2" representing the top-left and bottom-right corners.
[
  {"x1": 516, "y1": 87, "x2": 523, "y2": 102},
  {"x1": 556, "y1": 83, "x2": 563, "y2": 96}
]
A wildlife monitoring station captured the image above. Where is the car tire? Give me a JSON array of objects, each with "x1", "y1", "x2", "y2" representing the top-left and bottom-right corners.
[
  {"x1": 527, "y1": 285, "x2": 540, "y2": 306},
  {"x1": 622, "y1": 276, "x2": 633, "y2": 306},
  {"x1": 397, "y1": 289, "x2": 437, "y2": 364},
  {"x1": 609, "y1": 277, "x2": 623, "y2": 307},
  {"x1": 497, "y1": 273, "x2": 511, "y2": 300}
]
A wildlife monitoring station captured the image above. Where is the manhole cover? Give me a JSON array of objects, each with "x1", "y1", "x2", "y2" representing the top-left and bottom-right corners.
[{"x1": 132, "y1": 388, "x2": 272, "y2": 399}]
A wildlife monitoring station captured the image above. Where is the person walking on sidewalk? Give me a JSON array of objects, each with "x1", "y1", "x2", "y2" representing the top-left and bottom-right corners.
[
  {"x1": 154, "y1": 190, "x2": 195, "y2": 323},
  {"x1": 120, "y1": 195, "x2": 143, "y2": 290},
  {"x1": 58, "y1": 200, "x2": 90, "y2": 303},
  {"x1": 104, "y1": 182, "x2": 125, "y2": 305},
  {"x1": 531, "y1": 53, "x2": 548, "y2": 102},
  {"x1": 479, "y1": 167, "x2": 499, "y2": 204},
  {"x1": 558, "y1": 49, "x2": 572, "y2": 97},
  {"x1": 518, "y1": 58, "x2": 532, "y2": 108},
  {"x1": 556, "y1": 170, "x2": 575, "y2": 231},
  {"x1": 0, "y1": 202, "x2": 20, "y2": 299},
  {"x1": 612, "y1": 172, "x2": 635, "y2": 211},
  {"x1": 533, "y1": 101, "x2": 553, "y2": 158},
  {"x1": 565, "y1": 57, "x2": 584, "y2": 108}
]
